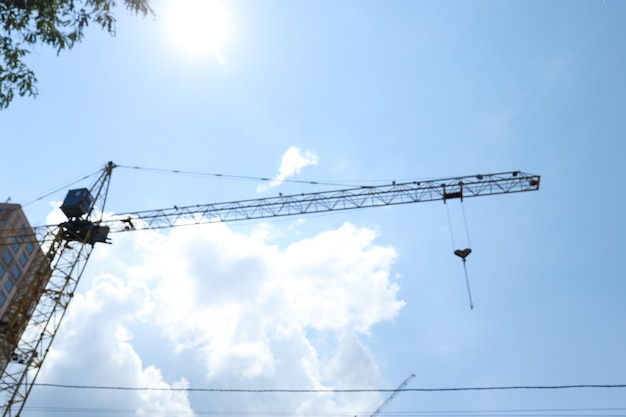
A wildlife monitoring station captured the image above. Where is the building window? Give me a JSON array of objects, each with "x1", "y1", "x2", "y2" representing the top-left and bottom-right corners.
[
  {"x1": 3, "y1": 278, "x2": 13, "y2": 294},
  {"x1": 0, "y1": 291, "x2": 5, "y2": 307},
  {"x1": 0, "y1": 264, "x2": 4, "y2": 278},
  {"x1": 19, "y1": 252, "x2": 28, "y2": 267},
  {"x1": 25, "y1": 243, "x2": 35, "y2": 254},
  {"x1": 3, "y1": 250, "x2": 13, "y2": 265},
  {"x1": 12, "y1": 237, "x2": 20, "y2": 252},
  {"x1": 11, "y1": 265, "x2": 20, "y2": 279}
]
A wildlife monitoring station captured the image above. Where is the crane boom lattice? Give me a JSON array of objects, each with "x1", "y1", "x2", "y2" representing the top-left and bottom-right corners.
[{"x1": 104, "y1": 170, "x2": 539, "y2": 233}]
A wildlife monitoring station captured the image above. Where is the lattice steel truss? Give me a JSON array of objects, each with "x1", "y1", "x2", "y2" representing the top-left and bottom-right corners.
[
  {"x1": 0, "y1": 162, "x2": 114, "y2": 417},
  {"x1": 103, "y1": 170, "x2": 540, "y2": 233}
]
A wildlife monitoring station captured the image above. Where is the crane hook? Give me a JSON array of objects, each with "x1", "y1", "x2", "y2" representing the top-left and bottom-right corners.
[{"x1": 454, "y1": 248, "x2": 472, "y2": 259}]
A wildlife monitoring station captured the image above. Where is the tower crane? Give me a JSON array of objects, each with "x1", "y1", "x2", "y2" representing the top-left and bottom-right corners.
[
  {"x1": 0, "y1": 162, "x2": 540, "y2": 417},
  {"x1": 368, "y1": 373, "x2": 415, "y2": 417}
]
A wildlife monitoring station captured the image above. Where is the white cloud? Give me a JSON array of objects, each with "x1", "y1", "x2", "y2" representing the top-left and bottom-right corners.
[
  {"x1": 34, "y1": 220, "x2": 404, "y2": 416},
  {"x1": 45, "y1": 200, "x2": 66, "y2": 225},
  {"x1": 35, "y1": 274, "x2": 193, "y2": 417},
  {"x1": 257, "y1": 146, "x2": 319, "y2": 192}
]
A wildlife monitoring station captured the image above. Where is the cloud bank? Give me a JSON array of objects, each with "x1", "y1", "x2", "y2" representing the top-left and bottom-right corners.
[{"x1": 32, "y1": 220, "x2": 404, "y2": 416}]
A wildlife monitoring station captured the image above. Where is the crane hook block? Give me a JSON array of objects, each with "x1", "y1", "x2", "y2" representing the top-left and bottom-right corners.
[{"x1": 454, "y1": 248, "x2": 472, "y2": 259}]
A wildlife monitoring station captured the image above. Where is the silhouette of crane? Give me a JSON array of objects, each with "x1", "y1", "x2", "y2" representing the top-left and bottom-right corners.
[
  {"x1": 369, "y1": 373, "x2": 415, "y2": 417},
  {"x1": 0, "y1": 162, "x2": 540, "y2": 417}
]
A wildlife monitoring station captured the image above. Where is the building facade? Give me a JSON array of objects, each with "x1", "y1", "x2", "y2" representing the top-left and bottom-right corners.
[
  {"x1": 0, "y1": 203, "x2": 50, "y2": 371},
  {"x1": 0, "y1": 204, "x2": 42, "y2": 318}
]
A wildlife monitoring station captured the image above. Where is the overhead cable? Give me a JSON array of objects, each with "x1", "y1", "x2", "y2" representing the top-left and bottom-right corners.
[
  {"x1": 32, "y1": 383, "x2": 626, "y2": 393},
  {"x1": 115, "y1": 164, "x2": 401, "y2": 188}
]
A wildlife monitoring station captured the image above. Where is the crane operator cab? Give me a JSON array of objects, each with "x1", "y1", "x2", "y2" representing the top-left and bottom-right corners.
[{"x1": 59, "y1": 188, "x2": 110, "y2": 245}]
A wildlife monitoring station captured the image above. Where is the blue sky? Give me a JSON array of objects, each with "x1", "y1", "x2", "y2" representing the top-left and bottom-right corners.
[{"x1": 1, "y1": 0, "x2": 625, "y2": 415}]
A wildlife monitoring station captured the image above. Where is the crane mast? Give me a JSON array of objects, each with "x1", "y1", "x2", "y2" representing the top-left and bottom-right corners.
[
  {"x1": 0, "y1": 163, "x2": 540, "y2": 417},
  {"x1": 0, "y1": 162, "x2": 115, "y2": 417}
]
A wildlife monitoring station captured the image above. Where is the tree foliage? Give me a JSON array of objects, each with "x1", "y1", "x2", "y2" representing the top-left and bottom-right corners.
[{"x1": 0, "y1": 0, "x2": 152, "y2": 110}]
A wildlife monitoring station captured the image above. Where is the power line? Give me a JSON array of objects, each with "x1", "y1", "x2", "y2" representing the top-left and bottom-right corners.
[
  {"x1": 32, "y1": 383, "x2": 626, "y2": 393},
  {"x1": 21, "y1": 405, "x2": 626, "y2": 416}
]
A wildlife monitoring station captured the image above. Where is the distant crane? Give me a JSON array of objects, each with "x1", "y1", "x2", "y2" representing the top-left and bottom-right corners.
[
  {"x1": 0, "y1": 162, "x2": 540, "y2": 417},
  {"x1": 369, "y1": 373, "x2": 415, "y2": 417}
]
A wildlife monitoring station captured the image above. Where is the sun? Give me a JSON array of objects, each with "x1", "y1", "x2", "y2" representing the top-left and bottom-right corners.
[{"x1": 164, "y1": 0, "x2": 232, "y2": 62}]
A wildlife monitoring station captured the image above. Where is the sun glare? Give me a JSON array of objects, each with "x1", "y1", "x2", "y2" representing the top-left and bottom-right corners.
[{"x1": 165, "y1": 0, "x2": 231, "y2": 62}]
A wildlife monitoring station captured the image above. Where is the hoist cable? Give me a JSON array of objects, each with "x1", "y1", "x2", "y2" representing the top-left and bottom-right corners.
[
  {"x1": 445, "y1": 203, "x2": 457, "y2": 253},
  {"x1": 462, "y1": 259, "x2": 474, "y2": 310},
  {"x1": 460, "y1": 201, "x2": 474, "y2": 309},
  {"x1": 461, "y1": 201, "x2": 472, "y2": 248},
  {"x1": 446, "y1": 202, "x2": 474, "y2": 309}
]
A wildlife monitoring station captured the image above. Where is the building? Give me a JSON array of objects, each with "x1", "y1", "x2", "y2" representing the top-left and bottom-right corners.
[
  {"x1": 0, "y1": 204, "x2": 41, "y2": 316},
  {"x1": 0, "y1": 203, "x2": 50, "y2": 371}
]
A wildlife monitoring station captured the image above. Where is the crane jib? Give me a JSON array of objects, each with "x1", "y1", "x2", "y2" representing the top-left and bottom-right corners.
[{"x1": 102, "y1": 171, "x2": 539, "y2": 233}]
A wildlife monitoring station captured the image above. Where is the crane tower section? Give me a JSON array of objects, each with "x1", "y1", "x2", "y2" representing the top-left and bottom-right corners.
[{"x1": 0, "y1": 162, "x2": 115, "y2": 417}]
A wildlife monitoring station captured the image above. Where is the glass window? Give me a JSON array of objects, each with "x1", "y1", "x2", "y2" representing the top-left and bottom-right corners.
[
  {"x1": 25, "y1": 243, "x2": 35, "y2": 254},
  {"x1": 3, "y1": 250, "x2": 13, "y2": 265},
  {"x1": 0, "y1": 264, "x2": 4, "y2": 278},
  {"x1": 12, "y1": 237, "x2": 20, "y2": 252},
  {"x1": 11, "y1": 265, "x2": 20, "y2": 279},
  {"x1": 19, "y1": 252, "x2": 28, "y2": 266},
  {"x1": 3, "y1": 278, "x2": 13, "y2": 294},
  {"x1": 0, "y1": 291, "x2": 5, "y2": 307}
]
